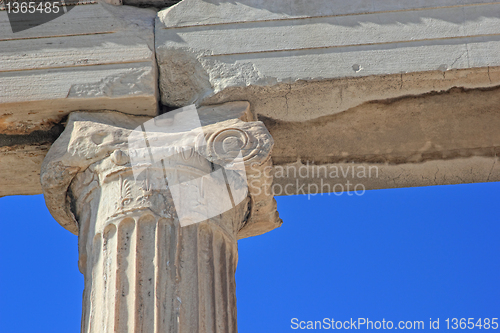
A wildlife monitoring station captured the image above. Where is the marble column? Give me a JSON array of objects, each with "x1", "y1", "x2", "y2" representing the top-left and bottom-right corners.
[{"x1": 40, "y1": 102, "x2": 281, "y2": 333}]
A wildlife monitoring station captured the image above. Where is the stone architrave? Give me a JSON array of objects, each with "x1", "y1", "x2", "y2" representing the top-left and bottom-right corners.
[{"x1": 40, "y1": 102, "x2": 281, "y2": 332}]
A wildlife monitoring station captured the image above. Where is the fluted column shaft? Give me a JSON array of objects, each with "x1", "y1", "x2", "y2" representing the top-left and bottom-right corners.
[{"x1": 71, "y1": 162, "x2": 245, "y2": 333}]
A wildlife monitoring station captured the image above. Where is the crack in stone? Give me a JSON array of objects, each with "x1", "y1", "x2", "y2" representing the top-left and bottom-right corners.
[
  {"x1": 284, "y1": 85, "x2": 292, "y2": 116},
  {"x1": 450, "y1": 50, "x2": 468, "y2": 68},
  {"x1": 487, "y1": 155, "x2": 497, "y2": 181}
]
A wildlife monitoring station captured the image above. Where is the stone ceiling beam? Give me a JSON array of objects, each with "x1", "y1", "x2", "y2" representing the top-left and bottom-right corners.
[
  {"x1": 1, "y1": 0, "x2": 500, "y2": 197},
  {"x1": 153, "y1": 0, "x2": 500, "y2": 194},
  {"x1": 156, "y1": 0, "x2": 500, "y2": 111}
]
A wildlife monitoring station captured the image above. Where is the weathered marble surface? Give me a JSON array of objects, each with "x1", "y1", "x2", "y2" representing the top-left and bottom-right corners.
[
  {"x1": 156, "y1": 0, "x2": 500, "y2": 108},
  {"x1": 2, "y1": 1, "x2": 500, "y2": 197},
  {"x1": 0, "y1": 3, "x2": 158, "y2": 135},
  {"x1": 40, "y1": 101, "x2": 280, "y2": 237},
  {"x1": 40, "y1": 102, "x2": 281, "y2": 332}
]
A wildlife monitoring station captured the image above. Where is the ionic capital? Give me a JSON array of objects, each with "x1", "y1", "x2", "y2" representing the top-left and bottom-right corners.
[
  {"x1": 41, "y1": 101, "x2": 281, "y2": 238},
  {"x1": 40, "y1": 101, "x2": 281, "y2": 333}
]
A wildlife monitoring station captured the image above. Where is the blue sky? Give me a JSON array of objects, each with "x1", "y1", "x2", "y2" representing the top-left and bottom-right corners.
[{"x1": 1, "y1": 182, "x2": 499, "y2": 332}]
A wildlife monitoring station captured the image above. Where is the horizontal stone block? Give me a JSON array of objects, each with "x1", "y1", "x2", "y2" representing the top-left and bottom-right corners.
[
  {"x1": 273, "y1": 157, "x2": 500, "y2": 196},
  {"x1": 161, "y1": 0, "x2": 500, "y2": 28},
  {"x1": 156, "y1": 0, "x2": 500, "y2": 107},
  {"x1": 3, "y1": 85, "x2": 500, "y2": 197},
  {"x1": 0, "y1": 3, "x2": 158, "y2": 135},
  {"x1": 0, "y1": 144, "x2": 48, "y2": 197}
]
